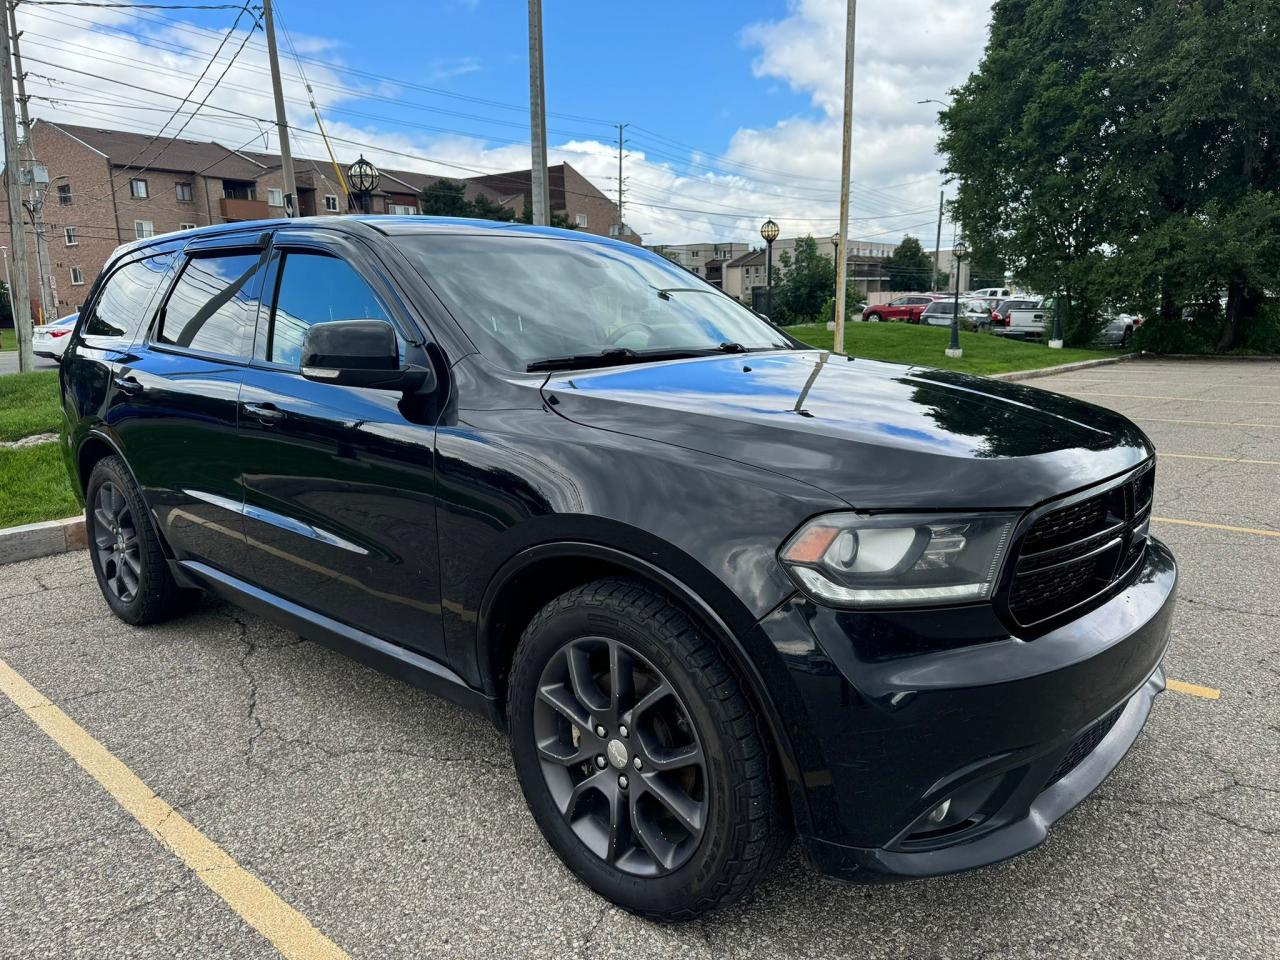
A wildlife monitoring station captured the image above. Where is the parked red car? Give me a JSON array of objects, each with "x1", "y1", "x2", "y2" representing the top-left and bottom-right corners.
[{"x1": 862, "y1": 295, "x2": 938, "y2": 323}]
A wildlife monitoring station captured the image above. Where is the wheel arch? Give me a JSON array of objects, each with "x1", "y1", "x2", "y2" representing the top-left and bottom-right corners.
[
  {"x1": 76, "y1": 429, "x2": 178, "y2": 562},
  {"x1": 477, "y1": 540, "x2": 815, "y2": 836}
]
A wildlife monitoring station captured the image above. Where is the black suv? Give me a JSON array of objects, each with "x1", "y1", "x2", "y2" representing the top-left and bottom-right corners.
[{"x1": 60, "y1": 218, "x2": 1176, "y2": 920}]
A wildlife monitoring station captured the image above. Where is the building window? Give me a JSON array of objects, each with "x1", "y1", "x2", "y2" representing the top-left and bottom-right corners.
[
  {"x1": 388, "y1": 203, "x2": 416, "y2": 215},
  {"x1": 64, "y1": 226, "x2": 78, "y2": 246},
  {"x1": 129, "y1": 178, "x2": 148, "y2": 199},
  {"x1": 134, "y1": 220, "x2": 155, "y2": 239},
  {"x1": 179, "y1": 222, "x2": 197, "y2": 231},
  {"x1": 691, "y1": 249, "x2": 700, "y2": 258},
  {"x1": 175, "y1": 182, "x2": 194, "y2": 202},
  {"x1": 57, "y1": 183, "x2": 72, "y2": 205},
  {"x1": 608, "y1": 224, "x2": 620, "y2": 237},
  {"x1": 574, "y1": 213, "x2": 588, "y2": 227},
  {"x1": 267, "y1": 187, "x2": 284, "y2": 207},
  {"x1": 324, "y1": 194, "x2": 339, "y2": 212},
  {"x1": 70, "y1": 266, "x2": 85, "y2": 286}
]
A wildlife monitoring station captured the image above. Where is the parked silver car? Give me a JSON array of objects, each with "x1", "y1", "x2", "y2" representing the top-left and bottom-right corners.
[{"x1": 32, "y1": 313, "x2": 78, "y2": 360}]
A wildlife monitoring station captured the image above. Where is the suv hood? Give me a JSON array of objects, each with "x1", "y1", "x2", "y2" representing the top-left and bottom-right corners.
[{"x1": 542, "y1": 351, "x2": 1152, "y2": 510}]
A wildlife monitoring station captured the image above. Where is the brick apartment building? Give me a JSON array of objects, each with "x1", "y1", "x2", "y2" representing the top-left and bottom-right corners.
[{"x1": 0, "y1": 119, "x2": 638, "y2": 317}]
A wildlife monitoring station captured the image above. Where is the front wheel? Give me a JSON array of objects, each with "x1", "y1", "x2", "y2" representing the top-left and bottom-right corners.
[
  {"x1": 507, "y1": 579, "x2": 789, "y2": 921},
  {"x1": 865, "y1": 311, "x2": 882, "y2": 322}
]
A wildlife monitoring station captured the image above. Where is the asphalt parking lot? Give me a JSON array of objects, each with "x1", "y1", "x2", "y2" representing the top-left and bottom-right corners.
[{"x1": 1, "y1": 357, "x2": 1277, "y2": 959}]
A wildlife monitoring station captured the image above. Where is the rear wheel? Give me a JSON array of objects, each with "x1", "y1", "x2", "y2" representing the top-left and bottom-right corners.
[
  {"x1": 508, "y1": 578, "x2": 789, "y2": 921},
  {"x1": 86, "y1": 456, "x2": 194, "y2": 625}
]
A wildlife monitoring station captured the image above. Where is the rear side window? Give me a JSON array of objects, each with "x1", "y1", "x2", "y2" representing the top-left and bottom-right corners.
[
  {"x1": 158, "y1": 252, "x2": 266, "y2": 358},
  {"x1": 83, "y1": 253, "x2": 175, "y2": 341},
  {"x1": 263, "y1": 251, "x2": 391, "y2": 368}
]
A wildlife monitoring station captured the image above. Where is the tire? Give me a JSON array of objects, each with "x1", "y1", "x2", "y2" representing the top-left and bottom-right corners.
[
  {"x1": 865, "y1": 311, "x2": 882, "y2": 322},
  {"x1": 1121, "y1": 327, "x2": 1132, "y2": 348},
  {"x1": 507, "y1": 578, "x2": 790, "y2": 921},
  {"x1": 85, "y1": 455, "x2": 194, "y2": 625}
]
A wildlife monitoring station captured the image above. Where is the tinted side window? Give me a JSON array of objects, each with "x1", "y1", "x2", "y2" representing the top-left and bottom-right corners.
[
  {"x1": 159, "y1": 252, "x2": 266, "y2": 358},
  {"x1": 265, "y1": 251, "x2": 391, "y2": 367},
  {"x1": 83, "y1": 253, "x2": 175, "y2": 341}
]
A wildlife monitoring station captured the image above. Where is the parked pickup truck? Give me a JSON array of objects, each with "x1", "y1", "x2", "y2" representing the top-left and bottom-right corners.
[{"x1": 993, "y1": 297, "x2": 1050, "y2": 339}]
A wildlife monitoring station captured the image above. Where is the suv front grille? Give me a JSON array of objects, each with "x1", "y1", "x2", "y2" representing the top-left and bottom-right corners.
[{"x1": 1007, "y1": 465, "x2": 1153, "y2": 627}]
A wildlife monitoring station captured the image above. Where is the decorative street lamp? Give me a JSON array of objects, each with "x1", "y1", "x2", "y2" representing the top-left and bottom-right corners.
[
  {"x1": 830, "y1": 231, "x2": 842, "y2": 307},
  {"x1": 760, "y1": 218, "x2": 780, "y2": 316},
  {"x1": 1049, "y1": 259, "x2": 1065, "y2": 348},
  {"x1": 946, "y1": 239, "x2": 967, "y2": 359},
  {"x1": 347, "y1": 155, "x2": 381, "y2": 215}
]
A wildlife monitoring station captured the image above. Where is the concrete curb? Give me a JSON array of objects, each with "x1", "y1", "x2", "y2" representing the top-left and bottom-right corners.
[
  {"x1": 0, "y1": 515, "x2": 85, "y2": 565},
  {"x1": 992, "y1": 352, "x2": 1141, "y2": 382}
]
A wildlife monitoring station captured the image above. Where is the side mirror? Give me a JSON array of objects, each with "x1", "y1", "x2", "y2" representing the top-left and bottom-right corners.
[{"x1": 300, "y1": 319, "x2": 433, "y2": 392}]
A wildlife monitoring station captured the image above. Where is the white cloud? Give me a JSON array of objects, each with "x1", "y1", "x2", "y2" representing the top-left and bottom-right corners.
[{"x1": 12, "y1": 0, "x2": 993, "y2": 246}]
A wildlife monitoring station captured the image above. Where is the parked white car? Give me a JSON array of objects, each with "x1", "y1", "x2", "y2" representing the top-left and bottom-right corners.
[
  {"x1": 997, "y1": 298, "x2": 1052, "y2": 339},
  {"x1": 32, "y1": 313, "x2": 78, "y2": 360},
  {"x1": 1098, "y1": 312, "x2": 1139, "y2": 347},
  {"x1": 970, "y1": 287, "x2": 1013, "y2": 300}
]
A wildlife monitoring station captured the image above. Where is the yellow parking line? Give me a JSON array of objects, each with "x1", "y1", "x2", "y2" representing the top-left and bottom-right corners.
[
  {"x1": 1065, "y1": 392, "x2": 1280, "y2": 406},
  {"x1": 1159, "y1": 453, "x2": 1280, "y2": 466},
  {"x1": 1130, "y1": 416, "x2": 1278, "y2": 428},
  {"x1": 1153, "y1": 516, "x2": 1280, "y2": 538},
  {"x1": 1167, "y1": 678, "x2": 1221, "y2": 700},
  {"x1": 0, "y1": 656, "x2": 350, "y2": 960}
]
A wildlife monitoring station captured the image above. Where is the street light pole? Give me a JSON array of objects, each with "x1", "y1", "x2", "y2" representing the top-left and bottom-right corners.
[
  {"x1": 931, "y1": 189, "x2": 943, "y2": 292},
  {"x1": 262, "y1": 0, "x2": 298, "y2": 217},
  {"x1": 527, "y1": 0, "x2": 551, "y2": 226},
  {"x1": 946, "y1": 239, "x2": 966, "y2": 359},
  {"x1": 1049, "y1": 261, "x2": 1064, "y2": 348},
  {"x1": 760, "y1": 218, "x2": 779, "y2": 317}
]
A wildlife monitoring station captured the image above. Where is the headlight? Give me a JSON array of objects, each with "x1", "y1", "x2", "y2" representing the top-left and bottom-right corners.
[{"x1": 780, "y1": 512, "x2": 1017, "y2": 607}]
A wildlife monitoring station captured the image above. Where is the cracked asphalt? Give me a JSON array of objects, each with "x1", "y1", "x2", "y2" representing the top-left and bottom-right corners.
[{"x1": 1, "y1": 357, "x2": 1277, "y2": 959}]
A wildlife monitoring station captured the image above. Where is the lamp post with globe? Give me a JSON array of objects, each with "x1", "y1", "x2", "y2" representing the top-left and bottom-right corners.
[
  {"x1": 946, "y1": 239, "x2": 967, "y2": 359},
  {"x1": 347, "y1": 155, "x2": 380, "y2": 215},
  {"x1": 760, "y1": 218, "x2": 780, "y2": 317}
]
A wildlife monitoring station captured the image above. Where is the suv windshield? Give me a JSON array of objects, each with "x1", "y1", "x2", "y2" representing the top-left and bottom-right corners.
[{"x1": 395, "y1": 234, "x2": 792, "y2": 370}]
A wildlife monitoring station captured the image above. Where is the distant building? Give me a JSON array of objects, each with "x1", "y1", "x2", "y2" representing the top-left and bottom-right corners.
[
  {"x1": 646, "y1": 242, "x2": 750, "y2": 286},
  {"x1": 0, "y1": 120, "x2": 638, "y2": 317}
]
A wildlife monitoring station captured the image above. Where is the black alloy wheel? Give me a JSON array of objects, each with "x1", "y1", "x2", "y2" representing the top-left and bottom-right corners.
[
  {"x1": 85, "y1": 455, "x2": 194, "y2": 625},
  {"x1": 508, "y1": 579, "x2": 789, "y2": 920},
  {"x1": 533, "y1": 635, "x2": 708, "y2": 877},
  {"x1": 92, "y1": 480, "x2": 141, "y2": 603}
]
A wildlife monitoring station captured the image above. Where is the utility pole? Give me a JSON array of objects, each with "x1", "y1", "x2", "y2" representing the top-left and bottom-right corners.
[
  {"x1": 9, "y1": 6, "x2": 53, "y2": 323},
  {"x1": 1, "y1": 7, "x2": 33, "y2": 369},
  {"x1": 262, "y1": 0, "x2": 297, "y2": 216},
  {"x1": 615, "y1": 122, "x2": 627, "y2": 233},
  {"x1": 930, "y1": 188, "x2": 943, "y2": 292},
  {"x1": 832, "y1": 0, "x2": 857, "y2": 355},
  {"x1": 527, "y1": 0, "x2": 550, "y2": 226}
]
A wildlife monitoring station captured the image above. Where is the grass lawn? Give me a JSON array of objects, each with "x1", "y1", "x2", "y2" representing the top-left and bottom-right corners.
[
  {"x1": 0, "y1": 370, "x2": 61, "y2": 441},
  {"x1": 0, "y1": 329, "x2": 13, "y2": 351},
  {"x1": 0, "y1": 442, "x2": 79, "y2": 527},
  {"x1": 788, "y1": 321, "x2": 1117, "y2": 376}
]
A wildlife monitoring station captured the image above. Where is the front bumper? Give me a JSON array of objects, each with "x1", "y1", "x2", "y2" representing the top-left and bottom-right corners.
[{"x1": 757, "y1": 537, "x2": 1177, "y2": 880}]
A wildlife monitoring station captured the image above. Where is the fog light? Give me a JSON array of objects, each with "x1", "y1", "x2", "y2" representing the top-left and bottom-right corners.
[{"x1": 925, "y1": 798, "x2": 952, "y2": 826}]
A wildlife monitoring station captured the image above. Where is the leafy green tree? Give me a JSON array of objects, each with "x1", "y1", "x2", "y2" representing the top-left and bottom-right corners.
[
  {"x1": 419, "y1": 178, "x2": 474, "y2": 217},
  {"x1": 884, "y1": 235, "x2": 943, "y2": 291},
  {"x1": 516, "y1": 199, "x2": 577, "y2": 230},
  {"x1": 941, "y1": 0, "x2": 1280, "y2": 351},
  {"x1": 769, "y1": 236, "x2": 834, "y2": 324},
  {"x1": 469, "y1": 192, "x2": 516, "y2": 222}
]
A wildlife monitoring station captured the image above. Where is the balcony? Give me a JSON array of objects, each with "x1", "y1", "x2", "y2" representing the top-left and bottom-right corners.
[{"x1": 219, "y1": 196, "x2": 269, "y2": 222}]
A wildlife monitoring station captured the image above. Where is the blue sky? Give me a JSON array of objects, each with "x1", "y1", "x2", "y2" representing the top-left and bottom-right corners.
[{"x1": 16, "y1": 0, "x2": 995, "y2": 244}]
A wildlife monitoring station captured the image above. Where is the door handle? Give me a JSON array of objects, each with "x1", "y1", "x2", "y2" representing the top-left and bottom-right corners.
[
  {"x1": 243, "y1": 402, "x2": 285, "y2": 425},
  {"x1": 113, "y1": 374, "x2": 142, "y2": 395}
]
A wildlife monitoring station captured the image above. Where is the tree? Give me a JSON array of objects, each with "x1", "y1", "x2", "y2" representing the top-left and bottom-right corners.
[
  {"x1": 419, "y1": 178, "x2": 474, "y2": 217},
  {"x1": 469, "y1": 192, "x2": 516, "y2": 222},
  {"x1": 768, "y1": 236, "x2": 834, "y2": 324},
  {"x1": 940, "y1": 0, "x2": 1280, "y2": 351},
  {"x1": 884, "y1": 235, "x2": 942, "y2": 291}
]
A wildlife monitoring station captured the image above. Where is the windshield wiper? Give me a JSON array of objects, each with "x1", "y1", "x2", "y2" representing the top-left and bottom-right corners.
[
  {"x1": 526, "y1": 341, "x2": 775, "y2": 372},
  {"x1": 527, "y1": 346, "x2": 717, "y2": 372}
]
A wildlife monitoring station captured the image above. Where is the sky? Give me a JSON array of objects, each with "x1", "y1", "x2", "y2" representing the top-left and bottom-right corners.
[{"x1": 12, "y1": 0, "x2": 995, "y2": 246}]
